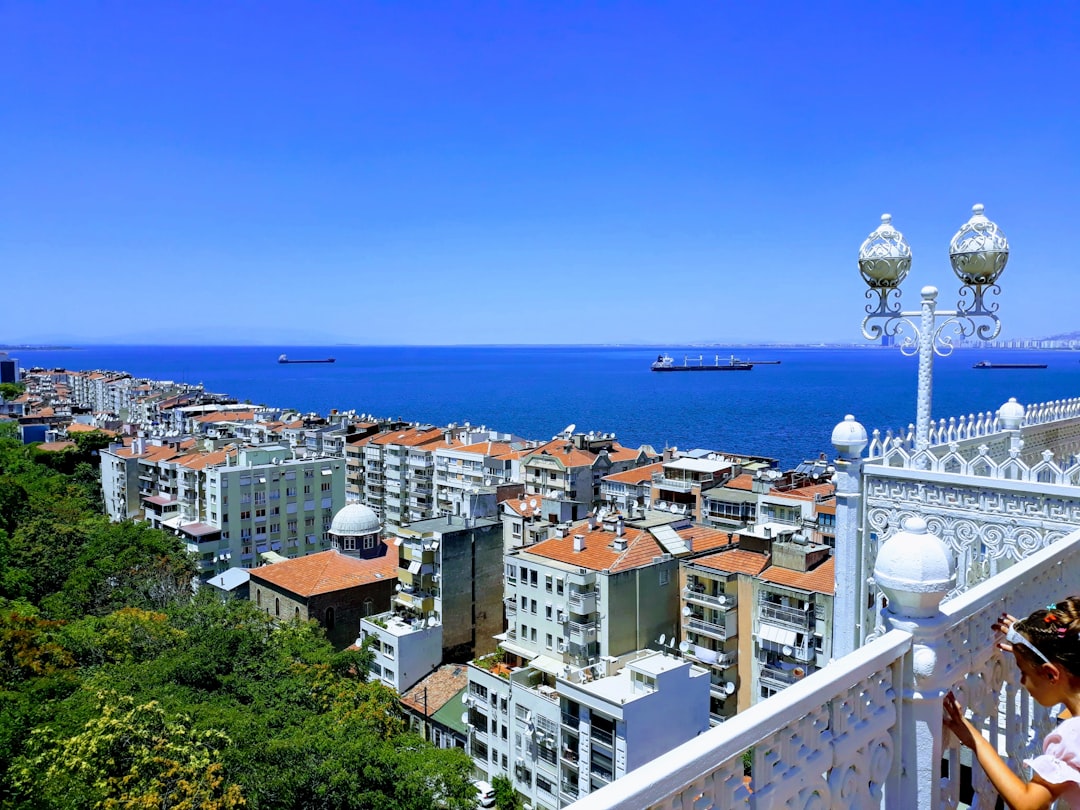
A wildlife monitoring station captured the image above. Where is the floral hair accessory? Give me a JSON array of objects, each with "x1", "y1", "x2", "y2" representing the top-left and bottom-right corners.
[{"x1": 1048, "y1": 604, "x2": 1058, "y2": 610}]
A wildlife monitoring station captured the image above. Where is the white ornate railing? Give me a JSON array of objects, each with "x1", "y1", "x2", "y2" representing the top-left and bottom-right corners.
[
  {"x1": 866, "y1": 396, "x2": 1080, "y2": 464},
  {"x1": 567, "y1": 528, "x2": 1080, "y2": 810}
]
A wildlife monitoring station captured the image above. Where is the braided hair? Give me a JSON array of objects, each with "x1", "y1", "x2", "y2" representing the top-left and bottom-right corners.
[{"x1": 1013, "y1": 596, "x2": 1080, "y2": 677}]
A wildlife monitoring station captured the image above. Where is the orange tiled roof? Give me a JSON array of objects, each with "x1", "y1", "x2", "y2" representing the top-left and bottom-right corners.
[
  {"x1": 759, "y1": 557, "x2": 835, "y2": 595},
  {"x1": 692, "y1": 548, "x2": 770, "y2": 576},
  {"x1": 369, "y1": 426, "x2": 446, "y2": 448},
  {"x1": 503, "y1": 497, "x2": 543, "y2": 518},
  {"x1": 173, "y1": 448, "x2": 237, "y2": 470},
  {"x1": 816, "y1": 500, "x2": 836, "y2": 515},
  {"x1": 777, "y1": 482, "x2": 836, "y2": 501},
  {"x1": 35, "y1": 441, "x2": 76, "y2": 452},
  {"x1": 607, "y1": 443, "x2": 642, "y2": 462},
  {"x1": 675, "y1": 526, "x2": 739, "y2": 554},
  {"x1": 248, "y1": 547, "x2": 398, "y2": 596},
  {"x1": 602, "y1": 461, "x2": 664, "y2": 485},
  {"x1": 193, "y1": 410, "x2": 257, "y2": 424},
  {"x1": 67, "y1": 423, "x2": 116, "y2": 436},
  {"x1": 524, "y1": 440, "x2": 598, "y2": 468},
  {"x1": 399, "y1": 664, "x2": 470, "y2": 715},
  {"x1": 455, "y1": 440, "x2": 516, "y2": 457},
  {"x1": 525, "y1": 522, "x2": 665, "y2": 574},
  {"x1": 723, "y1": 474, "x2": 755, "y2": 491}
]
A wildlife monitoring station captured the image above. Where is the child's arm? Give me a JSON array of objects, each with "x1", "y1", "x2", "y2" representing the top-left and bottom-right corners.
[{"x1": 943, "y1": 692, "x2": 1061, "y2": 810}]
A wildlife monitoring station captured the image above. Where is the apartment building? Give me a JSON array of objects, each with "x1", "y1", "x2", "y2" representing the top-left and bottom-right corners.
[
  {"x1": 433, "y1": 438, "x2": 528, "y2": 518},
  {"x1": 466, "y1": 650, "x2": 709, "y2": 809},
  {"x1": 677, "y1": 530, "x2": 834, "y2": 722},
  {"x1": 102, "y1": 439, "x2": 346, "y2": 579},
  {"x1": 522, "y1": 432, "x2": 652, "y2": 523},
  {"x1": 599, "y1": 461, "x2": 664, "y2": 515},
  {"x1": 360, "y1": 514, "x2": 504, "y2": 693}
]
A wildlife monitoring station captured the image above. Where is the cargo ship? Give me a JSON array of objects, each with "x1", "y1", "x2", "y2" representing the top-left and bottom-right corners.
[
  {"x1": 278, "y1": 354, "x2": 336, "y2": 364},
  {"x1": 972, "y1": 361, "x2": 1046, "y2": 370},
  {"x1": 651, "y1": 354, "x2": 753, "y2": 372}
]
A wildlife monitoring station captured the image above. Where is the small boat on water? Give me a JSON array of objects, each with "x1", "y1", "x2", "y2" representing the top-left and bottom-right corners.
[
  {"x1": 651, "y1": 354, "x2": 753, "y2": 372},
  {"x1": 278, "y1": 354, "x2": 336, "y2": 364},
  {"x1": 972, "y1": 360, "x2": 1047, "y2": 370}
]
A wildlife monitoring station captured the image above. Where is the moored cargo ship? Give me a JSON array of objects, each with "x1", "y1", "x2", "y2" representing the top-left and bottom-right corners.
[{"x1": 278, "y1": 354, "x2": 336, "y2": 364}]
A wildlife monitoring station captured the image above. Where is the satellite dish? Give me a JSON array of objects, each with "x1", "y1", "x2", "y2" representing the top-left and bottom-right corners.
[
  {"x1": 529, "y1": 498, "x2": 537, "y2": 509},
  {"x1": 679, "y1": 640, "x2": 691, "y2": 653},
  {"x1": 724, "y1": 681, "x2": 736, "y2": 695},
  {"x1": 782, "y1": 645, "x2": 794, "y2": 657},
  {"x1": 718, "y1": 595, "x2": 727, "y2": 606},
  {"x1": 395, "y1": 584, "x2": 402, "y2": 591},
  {"x1": 461, "y1": 712, "x2": 470, "y2": 726},
  {"x1": 794, "y1": 668, "x2": 805, "y2": 678},
  {"x1": 682, "y1": 606, "x2": 692, "y2": 617},
  {"x1": 427, "y1": 617, "x2": 437, "y2": 628},
  {"x1": 658, "y1": 633, "x2": 667, "y2": 646},
  {"x1": 563, "y1": 424, "x2": 576, "y2": 436}
]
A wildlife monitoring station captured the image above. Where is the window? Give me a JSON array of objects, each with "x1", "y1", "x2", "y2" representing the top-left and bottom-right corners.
[
  {"x1": 363, "y1": 535, "x2": 376, "y2": 550},
  {"x1": 546, "y1": 633, "x2": 553, "y2": 649},
  {"x1": 530, "y1": 570, "x2": 538, "y2": 587},
  {"x1": 545, "y1": 575, "x2": 553, "y2": 593},
  {"x1": 275, "y1": 598, "x2": 280, "y2": 617},
  {"x1": 659, "y1": 569, "x2": 670, "y2": 586},
  {"x1": 325, "y1": 607, "x2": 335, "y2": 629},
  {"x1": 545, "y1": 605, "x2": 552, "y2": 620},
  {"x1": 303, "y1": 485, "x2": 312, "y2": 495},
  {"x1": 240, "y1": 510, "x2": 251, "y2": 520},
  {"x1": 557, "y1": 578, "x2": 565, "y2": 596},
  {"x1": 256, "y1": 589, "x2": 262, "y2": 607},
  {"x1": 255, "y1": 508, "x2": 266, "y2": 518},
  {"x1": 286, "y1": 486, "x2": 297, "y2": 497},
  {"x1": 305, "y1": 469, "x2": 314, "y2": 479},
  {"x1": 269, "y1": 523, "x2": 279, "y2": 533},
  {"x1": 295, "y1": 607, "x2": 300, "y2": 618}
]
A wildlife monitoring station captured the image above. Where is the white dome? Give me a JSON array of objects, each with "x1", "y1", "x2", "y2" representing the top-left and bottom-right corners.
[
  {"x1": 329, "y1": 503, "x2": 380, "y2": 537},
  {"x1": 874, "y1": 516, "x2": 955, "y2": 618}
]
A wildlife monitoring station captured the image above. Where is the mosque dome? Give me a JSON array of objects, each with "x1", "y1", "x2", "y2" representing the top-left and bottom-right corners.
[{"x1": 329, "y1": 503, "x2": 380, "y2": 537}]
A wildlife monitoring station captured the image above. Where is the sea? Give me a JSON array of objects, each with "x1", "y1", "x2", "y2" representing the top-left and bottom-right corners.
[{"x1": 10, "y1": 345, "x2": 1080, "y2": 470}]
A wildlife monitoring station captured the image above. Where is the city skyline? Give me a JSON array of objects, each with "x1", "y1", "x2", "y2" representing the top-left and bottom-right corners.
[{"x1": 2, "y1": 3, "x2": 1078, "y2": 346}]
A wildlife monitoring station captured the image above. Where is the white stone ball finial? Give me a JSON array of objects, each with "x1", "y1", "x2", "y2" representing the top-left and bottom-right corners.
[
  {"x1": 874, "y1": 516, "x2": 956, "y2": 618},
  {"x1": 831, "y1": 414, "x2": 867, "y2": 459},
  {"x1": 998, "y1": 397, "x2": 1025, "y2": 430}
]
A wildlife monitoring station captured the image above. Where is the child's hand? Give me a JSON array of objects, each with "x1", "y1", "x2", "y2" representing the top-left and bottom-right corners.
[
  {"x1": 992, "y1": 613, "x2": 1018, "y2": 655},
  {"x1": 943, "y1": 691, "x2": 979, "y2": 750}
]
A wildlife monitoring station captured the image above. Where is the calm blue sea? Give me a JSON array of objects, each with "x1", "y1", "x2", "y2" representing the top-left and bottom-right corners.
[{"x1": 12, "y1": 345, "x2": 1080, "y2": 469}]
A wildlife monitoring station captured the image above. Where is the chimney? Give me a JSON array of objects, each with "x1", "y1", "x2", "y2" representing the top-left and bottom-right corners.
[
  {"x1": 573, "y1": 534, "x2": 586, "y2": 552},
  {"x1": 588, "y1": 511, "x2": 598, "y2": 530},
  {"x1": 686, "y1": 535, "x2": 693, "y2": 552},
  {"x1": 616, "y1": 517, "x2": 624, "y2": 537}
]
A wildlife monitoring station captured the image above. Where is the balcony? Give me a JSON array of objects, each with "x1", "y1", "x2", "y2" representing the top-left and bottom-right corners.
[
  {"x1": 504, "y1": 597, "x2": 517, "y2": 617},
  {"x1": 567, "y1": 621, "x2": 596, "y2": 641},
  {"x1": 685, "y1": 616, "x2": 728, "y2": 641},
  {"x1": 568, "y1": 589, "x2": 597, "y2": 614},
  {"x1": 651, "y1": 476, "x2": 697, "y2": 493},
  {"x1": 564, "y1": 525, "x2": 1080, "y2": 810},
  {"x1": 590, "y1": 726, "x2": 614, "y2": 748},
  {"x1": 682, "y1": 587, "x2": 736, "y2": 611},
  {"x1": 757, "y1": 601, "x2": 814, "y2": 630}
]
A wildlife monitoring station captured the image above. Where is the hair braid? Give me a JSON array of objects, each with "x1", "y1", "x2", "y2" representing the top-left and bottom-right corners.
[{"x1": 1014, "y1": 596, "x2": 1080, "y2": 677}]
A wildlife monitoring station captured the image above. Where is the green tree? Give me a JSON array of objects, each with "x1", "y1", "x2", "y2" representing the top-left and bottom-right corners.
[
  {"x1": 493, "y1": 774, "x2": 523, "y2": 810},
  {"x1": 12, "y1": 691, "x2": 245, "y2": 809},
  {"x1": 0, "y1": 382, "x2": 24, "y2": 401}
]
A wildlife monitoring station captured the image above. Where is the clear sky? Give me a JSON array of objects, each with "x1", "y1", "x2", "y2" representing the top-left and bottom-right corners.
[{"x1": 1, "y1": 2, "x2": 1077, "y2": 346}]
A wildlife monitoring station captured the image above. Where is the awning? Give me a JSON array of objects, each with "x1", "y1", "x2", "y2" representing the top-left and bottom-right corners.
[
  {"x1": 142, "y1": 494, "x2": 178, "y2": 507},
  {"x1": 529, "y1": 654, "x2": 567, "y2": 677},
  {"x1": 494, "y1": 637, "x2": 535, "y2": 660},
  {"x1": 180, "y1": 522, "x2": 221, "y2": 538},
  {"x1": 408, "y1": 560, "x2": 422, "y2": 574},
  {"x1": 758, "y1": 624, "x2": 797, "y2": 647}
]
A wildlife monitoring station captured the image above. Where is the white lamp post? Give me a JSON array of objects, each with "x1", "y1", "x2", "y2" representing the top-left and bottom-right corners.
[{"x1": 858, "y1": 204, "x2": 1010, "y2": 454}]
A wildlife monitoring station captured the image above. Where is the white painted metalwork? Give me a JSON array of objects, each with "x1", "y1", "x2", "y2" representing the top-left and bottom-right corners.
[
  {"x1": 858, "y1": 205, "x2": 1010, "y2": 454},
  {"x1": 566, "y1": 528, "x2": 1080, "y2": 810}
]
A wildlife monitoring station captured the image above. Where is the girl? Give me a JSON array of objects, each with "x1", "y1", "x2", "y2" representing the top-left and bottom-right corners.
[{"x1": 944, "y1": 599, "x2": 1080, "y2": 810}]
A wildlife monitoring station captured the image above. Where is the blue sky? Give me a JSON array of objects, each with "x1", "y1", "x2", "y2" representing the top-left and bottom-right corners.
[{"x1": 1, "y1": 2, "x2": 1077, "y2": 345}]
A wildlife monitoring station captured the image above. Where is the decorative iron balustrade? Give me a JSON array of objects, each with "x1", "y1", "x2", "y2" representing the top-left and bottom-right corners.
[{"x1": 566, "y1": 527, "x2": 1080, "y2": 810}]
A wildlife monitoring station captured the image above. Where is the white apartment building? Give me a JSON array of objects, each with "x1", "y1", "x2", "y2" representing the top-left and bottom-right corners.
[
  {"x1": 433, "y1": 437, "x2": 527, "y2": 518},
  {"x1": 466, "y1": 650, "x2": 709, "y2": 809},
  {"x1": 599, "y1": 462, "x2": 663, "y2": 515},
  {"x1": 101, "y1": 439, "x2": 346, "y2": 580}
]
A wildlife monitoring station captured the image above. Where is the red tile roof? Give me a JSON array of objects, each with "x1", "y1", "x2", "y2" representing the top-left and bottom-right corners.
[
  {"x1": 399, "y1": 664, "x2": 470, "y2": 715},
  {"x1": 759, "y1": 557, "x2": 835, "y2": 595},
  {"x1": 248, "y1": 547, "x2": 398, "y2": 596},
  {"x1": 692, "y1": 548, "x2": 770, "y2": 576},
  {"x1": 525, "y1": 522, "x2": 665, "y2": 574},
  {"x1": 676, "y1": 526, "x2": 739, "y2": 554},
  {"x1": 602, "y1": 461, "x2": 664, "y2": 485},
  {"x1": 724, "y1": 474, "x2": 755, "y2": 491}
]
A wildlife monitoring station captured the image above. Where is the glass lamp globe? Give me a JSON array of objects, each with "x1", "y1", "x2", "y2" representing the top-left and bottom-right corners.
[
  {"x1": 949, "y1": 204, "x2": 1009, "y2": 287},
  {"x1": 858, "y1": 214, "x2": 912, "y2": 290}
]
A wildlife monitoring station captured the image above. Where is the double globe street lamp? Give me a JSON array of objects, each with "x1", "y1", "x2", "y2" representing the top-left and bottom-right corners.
[{"x1": 857, "y1": 204, "x2": 1011, "y2": 455}]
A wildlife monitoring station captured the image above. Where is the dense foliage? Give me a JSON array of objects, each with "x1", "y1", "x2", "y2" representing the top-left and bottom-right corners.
[{"x1": 0, "y1": 434, "x2": 475, "y2": 809}]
